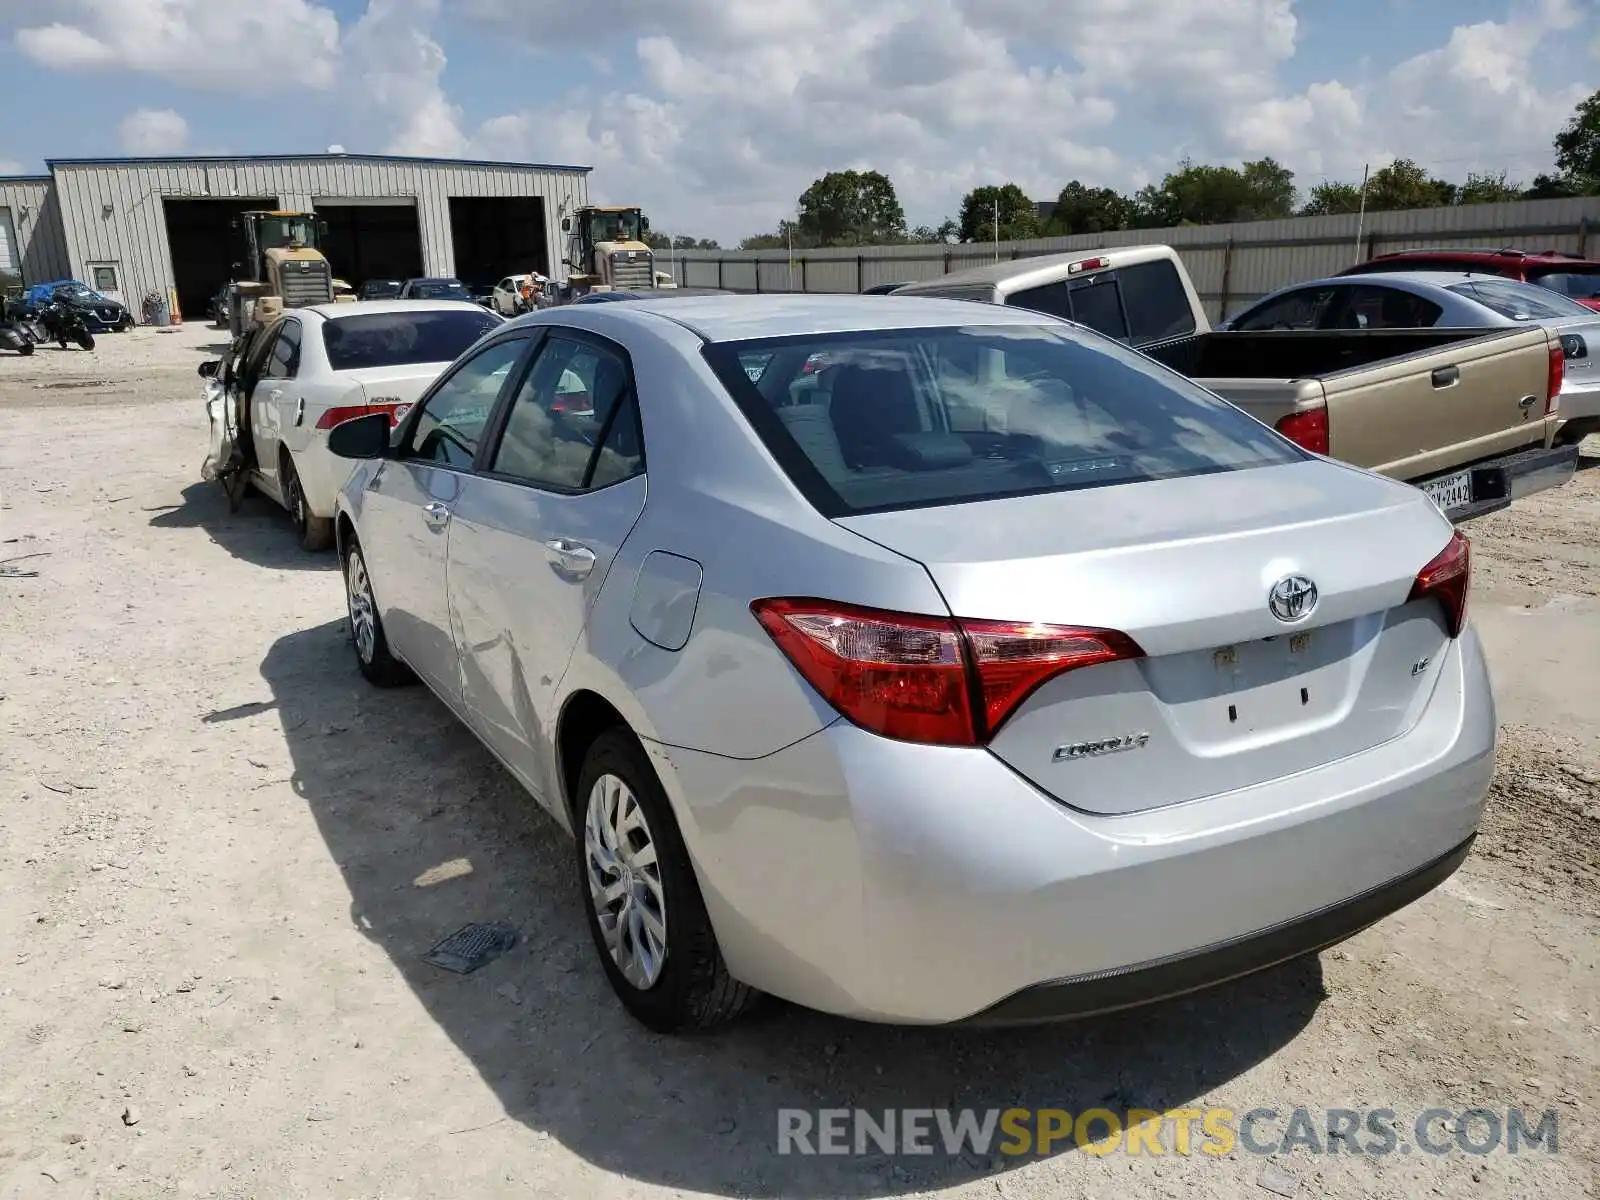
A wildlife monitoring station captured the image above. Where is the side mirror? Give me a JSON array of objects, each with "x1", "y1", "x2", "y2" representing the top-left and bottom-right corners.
[
  {"x1": 561, "y1": 217, "x2": 571, "y2": 232},
  {"x1": 326, "y1": 411, "x2": 392, "y2": 460},
  {"x1": 198, "y1": 360, "x2": 219, "y2": 378}
]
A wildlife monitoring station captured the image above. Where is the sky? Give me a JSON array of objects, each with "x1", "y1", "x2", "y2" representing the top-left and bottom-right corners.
[{"x1": 0, "y1": 0, "x2": 1595, "y2": 244}]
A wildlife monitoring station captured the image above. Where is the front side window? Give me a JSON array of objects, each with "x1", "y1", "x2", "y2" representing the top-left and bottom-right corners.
[
  {"x1": 1233, "y1": 287, "x2": 1340, "y2": 331},
  {"x1": 404, "y1": 338, "x2": 526, "y2": 468},
  {"x1": 704, "y1": 324, "x2": 1302, "y2": 517},
  {"x1": 489, "y1": 335, "x2": 641, "y2": 490},
  {"x1": 1008, "y1": 259, "x2": 1196, "y2": 346}
]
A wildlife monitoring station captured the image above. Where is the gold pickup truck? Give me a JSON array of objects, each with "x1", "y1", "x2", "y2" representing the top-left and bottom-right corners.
[{"x1": 895, "y1": 245, "x2": 1580, "y2": 519}]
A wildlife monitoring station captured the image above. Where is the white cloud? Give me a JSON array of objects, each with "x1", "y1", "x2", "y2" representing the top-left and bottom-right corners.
[
  {"x1": 118, "y1": 107, "x2": 189, "y2": 154},
  {"x1": 343, "y1": 0, "x2": 465, "y2": 155},
  {"x1": 1228, "y1": 0, "x2": 1589, "y2": 183},
  {"x1": 0, "y1": 158, "x2": 25, "y2": 175},
  {"x1": 15, "y1": 0, "x2": 340, "y2": 91},
  {"x1": 4, "y1": 0, "x2": 1595, "y2": 242}
]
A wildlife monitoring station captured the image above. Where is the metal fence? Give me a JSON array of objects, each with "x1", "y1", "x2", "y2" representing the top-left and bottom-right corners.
[{"x1": 658, "y1": 196, "x2": 1600, "y2": 322}]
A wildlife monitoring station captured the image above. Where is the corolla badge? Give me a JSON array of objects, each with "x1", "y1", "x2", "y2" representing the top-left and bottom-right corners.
[
  {"x1": 1052, "y1": 733, "x2": 1150, "y2": 763},
  {"x1": 1268, "y1": 574, "x2": 1319, "y2": 623}
]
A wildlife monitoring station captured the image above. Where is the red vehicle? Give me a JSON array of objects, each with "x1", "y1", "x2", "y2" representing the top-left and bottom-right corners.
[{"x1": 1340, "y1": 248, "x2": 1600, "y2": 312}]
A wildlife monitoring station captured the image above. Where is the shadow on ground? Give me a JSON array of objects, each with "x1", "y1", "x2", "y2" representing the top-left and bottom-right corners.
[
  {"x1": 262, "y1": 620, "x2": 1326, "y2": 1197},
  {"x1": 149, "y1": 481, "x2": 336, "y2": 573}
]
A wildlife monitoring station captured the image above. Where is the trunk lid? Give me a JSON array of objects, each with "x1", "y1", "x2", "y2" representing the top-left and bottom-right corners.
[{"x1": 835, "y1": 460, "x2": 1459, "y2": 815}]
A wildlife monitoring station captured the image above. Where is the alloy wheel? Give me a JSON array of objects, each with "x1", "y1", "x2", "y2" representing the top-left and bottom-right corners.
[
  {"x1": 584, "y1": 773, "x2": 668, "y2": 989},
  {"x1": 346, "y1": 549, "x2": 377, "y2": 664}
]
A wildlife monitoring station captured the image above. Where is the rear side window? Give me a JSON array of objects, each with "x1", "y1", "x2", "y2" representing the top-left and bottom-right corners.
[
  {"x1": 1338, "y1": 285, "x2": 1444, "y2": 329},
  {"x1": 322, "y1": 309, "x2": 501, "y2": 371},
  {"x1": 1233, "y1": 286, "x2": 1340, "y2": 330},
  {"x1": 703, "y1": 324, "x2": 1301, "y2": 517},
  {"x1": 1119, "y1": 259, "x2": 1197, "y2": 342}
]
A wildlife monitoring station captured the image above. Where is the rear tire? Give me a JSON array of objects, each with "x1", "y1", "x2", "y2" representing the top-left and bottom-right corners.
[
  {"x1": 284, "y1": 456, "x2": 334, "y2": 551},
  {"x1": 575, "y1": 729, "x2": 760, "y2": 1033},
  {"x1": 343, "y1": 537, "x2": 413, "y2": 687}
]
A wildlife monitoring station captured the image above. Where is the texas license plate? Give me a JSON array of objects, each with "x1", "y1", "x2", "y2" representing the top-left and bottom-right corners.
[{"x1": 1420, "y1": 470, "x2": 1472, "y2": 514}]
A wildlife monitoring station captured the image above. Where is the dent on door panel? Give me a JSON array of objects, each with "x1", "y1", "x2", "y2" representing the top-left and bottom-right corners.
[{"x1": 629, "y1": 551, "x2": 703, "y2": 651}]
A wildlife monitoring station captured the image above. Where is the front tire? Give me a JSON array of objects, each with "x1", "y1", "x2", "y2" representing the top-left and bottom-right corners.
[
  {"x1": 575, "y1": 729, "x2": 760, "y2": 1033},
  {"x1": 75, "y1": 331, "x2": 95, "y2": 351},
  {"x1": 343, "y1": 537, "x2": 413, "y2": 687},
  {"x1": 284, "y1": 457, "x2": 334, "y2": 551}
]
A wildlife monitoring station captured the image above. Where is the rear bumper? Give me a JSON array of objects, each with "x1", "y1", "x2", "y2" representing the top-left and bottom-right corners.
[
  {"x1": 285, "y1": 442, "x2": 353, "y2": 520},
  {"x1": 966, "y1": 834, "x2": 1472, "y2": 1025},
  {"x1": 655, "y1": 626, "x2": 1496, "y2": 1024},
  {"x1": 1424, "y1": 442, "x2": 1580, "y2": 522}
]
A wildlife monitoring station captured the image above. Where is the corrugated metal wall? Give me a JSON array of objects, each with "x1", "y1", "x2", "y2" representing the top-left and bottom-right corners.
[
  {"x1": 667, "y1": 196, "x2": 1600, "y2": 321},
  {"x1": 42, "y1": 155, "x2": 588, "y2": 314},
  {"x1": 0, "y1": 177, "x2": 70, "y2": 284}
]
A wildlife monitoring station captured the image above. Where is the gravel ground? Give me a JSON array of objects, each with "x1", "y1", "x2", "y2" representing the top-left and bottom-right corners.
[{"x1": 0, "y1": 325, "x2": 1595, "y2": 1200}]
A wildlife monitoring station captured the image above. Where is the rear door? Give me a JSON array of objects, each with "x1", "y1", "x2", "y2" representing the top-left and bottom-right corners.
[
  {"x1": 357, "y1": 335, "x2": 532, "y2": 705},
  {"x1": 251, "y1": 317, "x2": 301, "y2": 492},
  {"x1": 446, "y1": 330, "x2": 649, "y2": 804}
]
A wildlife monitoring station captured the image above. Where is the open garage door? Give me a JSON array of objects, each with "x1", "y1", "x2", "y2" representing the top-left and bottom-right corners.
[
  {"x1": 449, "y1": 197, "x2": 548, "y2": 293},
  {"x1": 316, "y1": 202, "x2": 423, "y2": 290},
  {"x1": 162, "y1": 197, "x2": 277, "y2": 321}
]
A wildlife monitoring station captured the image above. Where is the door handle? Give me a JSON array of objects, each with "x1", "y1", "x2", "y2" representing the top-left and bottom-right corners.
[
  {"x1": 1430, "y1": 366, "x2": 1459, "y2": 388},
  {"x1": 422, "y1": 501, "x2": 452, "y2": 530},
  {"x1": 543, "y1": 537, "x2": 596, "y2": 578},
  {"x1": 1518, "y1": 394, "x2": 1539, "y2": 409},
  {"x1": 294, "y1": 397, "x2": 305, "y2": 426}
]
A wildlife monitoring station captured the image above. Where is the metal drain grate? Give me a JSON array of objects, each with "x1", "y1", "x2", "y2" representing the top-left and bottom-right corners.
[{"x1": 422, "y1": 922, "x2": 519, "y2": 974}]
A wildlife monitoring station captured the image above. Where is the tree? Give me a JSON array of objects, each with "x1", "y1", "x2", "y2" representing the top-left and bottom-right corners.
[
  {"x1": 1129, "y1": 157, "x2": 1298, "y2": 227},
  {"x1": 1299, "y1": 181, "x2": 1365, "y2": 216},
  {"x1": 958, "y1": 183, "x2": 1039, "y2": 243},
  {"x1": 1523, "y1": 172, "x2": 1586, "y2": 200},
  {"x1": 1362, "y1": 159, "x2": 1455, "y2": 211},
  {"x1": 1457, "y1": 171, "x2": 1522, "y2": 205},
  {"x1": 1554, "y1": 89, "x2": 1600, "y2": 185},
  {"x1": 796, "y1": 169, "x2": 906, "y2": 246},
  {"x1": 906, "y1": 219, "x2": 959, "y2": 244},
  {"x1": 1046, "y1": 181, "x2": 1131, "y2": 235},
  {"x1": 738, "y1": 219, "x2": 817, "y2": 252},
  {"x1": 645, "y1": 232, "x2": 721, "y2": 250}
]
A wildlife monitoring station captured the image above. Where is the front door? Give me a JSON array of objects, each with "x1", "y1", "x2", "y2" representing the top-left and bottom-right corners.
[
  {"x1": 446, "y1": 330, "x2": 648, "y2": 807},
  {"x1": 357, "y1": 336, "x2": 531, "y2": 705}
]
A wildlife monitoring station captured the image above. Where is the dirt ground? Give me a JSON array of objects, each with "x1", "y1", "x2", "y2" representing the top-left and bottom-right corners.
[{"x1": 0, "y1": 325, "x2": 1595, "y2": 1200}]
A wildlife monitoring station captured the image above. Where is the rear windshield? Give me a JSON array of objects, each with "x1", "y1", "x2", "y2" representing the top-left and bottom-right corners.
[
  {"x1": 1447, "y1": 279, "x2": 1592, "y2": 320},
  {"x1": 703, "y1": 324, "x2": 1302, "y2": 517},
  {"x1": 1528, "y1": 268, "x2": 1600, "y2": 301},
  {"x1": 410, "y1": 281, "x2": 468, "y2": 299},
  {"x1": 321, "y1": 309, "x2": 502, "y2": 371}
]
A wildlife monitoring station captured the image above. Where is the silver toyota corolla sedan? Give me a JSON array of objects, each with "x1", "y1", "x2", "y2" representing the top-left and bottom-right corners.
[{"x1": 325, "y1": 294, "x2": 1494, "y2": 1032}]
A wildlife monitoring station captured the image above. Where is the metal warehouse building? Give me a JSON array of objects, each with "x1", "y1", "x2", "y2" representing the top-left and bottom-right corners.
[{"x1": 0, "y1": 152, "x2": 590, "y2": 319}]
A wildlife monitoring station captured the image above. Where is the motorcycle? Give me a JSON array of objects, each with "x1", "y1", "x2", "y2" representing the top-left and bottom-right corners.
[
  {"x1": 0, "y1": 298, "x2": 35, "y2": 356},
  {"x1": 0, "y1": 316, "x2": 34, "y2": 355},
  {"x1": 35, "y1": 300, "x2": 95, "y2": 351}
]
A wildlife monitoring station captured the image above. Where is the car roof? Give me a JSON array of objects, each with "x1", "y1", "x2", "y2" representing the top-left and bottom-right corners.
[
  {"x1": 541, "y1": 292, "x2": 1068, "y2": 341},
  {"x1": 302, "y1": 299, "x2": 499, "y2": 319},
  {"x1": 1291, "y1": 271, "x2": 1506, "y2": 292},
  {"x1": 574, "y1": 287, "x2": 732, "y2": 303},
  {"x1": 895, "y1": 245, "x2": 1176, "y2": 292},
  {"x1": 1370, "y1": 247, "x2": 1595, "y2": 265},
  {"x1": 405, "y1": 277, "x2": 462, "y2": 284}
]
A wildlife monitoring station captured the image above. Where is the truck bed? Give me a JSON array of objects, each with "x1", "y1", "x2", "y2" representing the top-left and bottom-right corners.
[{"x1": 1143, "y1": 327, "x2": 1504, "y2": 379}]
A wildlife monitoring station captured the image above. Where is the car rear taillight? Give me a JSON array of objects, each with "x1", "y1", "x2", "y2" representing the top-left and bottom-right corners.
[
  {"x1": 314, "y1": 402, "x2": 407, "y2": 430},
  {"x1": 1275, "y1": 408, "x2": 1330, "y2": 455},
  {"x1": 1407, "y1": 530, "x2": 1470, "y2": 638},
  {"x1": 1547, "y1": 340, "x2": 1565, "y2": 415},
  {"x1": 751, "y1": 598, "x2": 1143, "y2": 746},
  {"x1": 1068, "y1": 257, "x2": 1109, "y2": 274}
]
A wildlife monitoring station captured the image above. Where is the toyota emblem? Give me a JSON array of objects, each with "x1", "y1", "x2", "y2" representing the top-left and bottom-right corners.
[{"x1": 1268, "y1": 575, "x2": 1318, "y2": 623}]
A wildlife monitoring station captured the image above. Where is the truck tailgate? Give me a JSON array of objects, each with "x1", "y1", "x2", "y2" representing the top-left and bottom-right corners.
[{"x1": 1317, "y1": 325, "x2": 1554, "y2": 479}]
